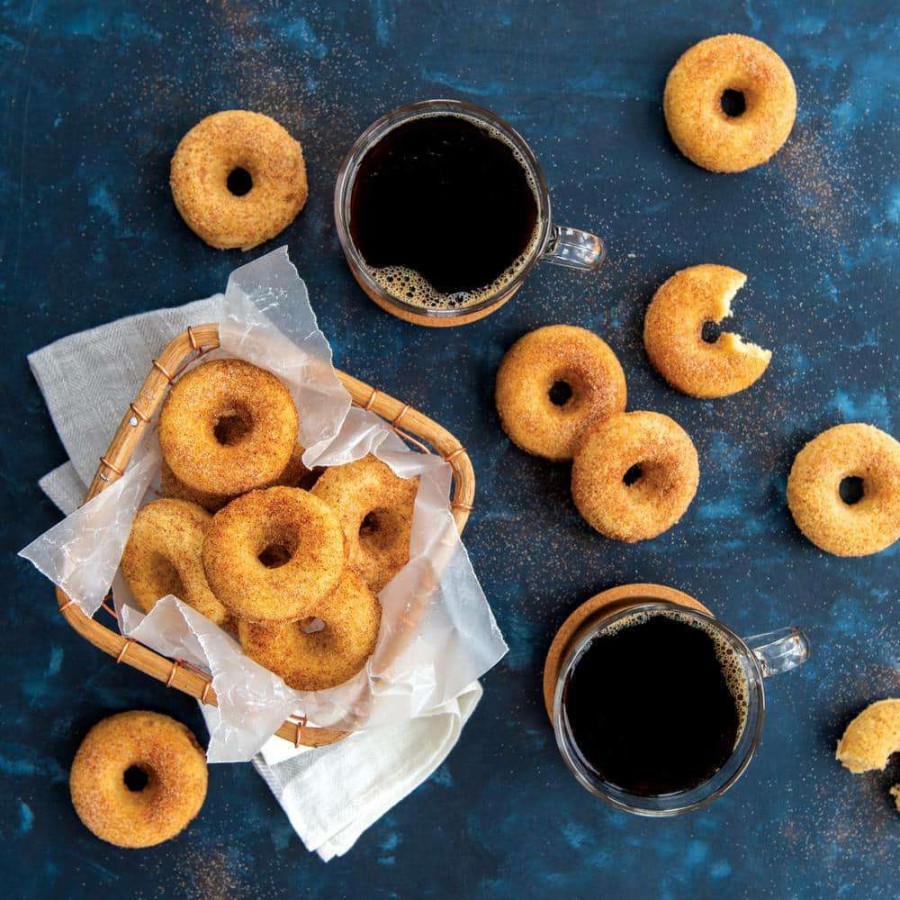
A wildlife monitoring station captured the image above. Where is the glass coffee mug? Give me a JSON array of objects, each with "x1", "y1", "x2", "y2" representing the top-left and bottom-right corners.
[
  {"x1": 334, "y1": 99, "x2": 605, "y2": 327},
  {"x1": 550, "y1": 595, "x2": 810, "y2": 816}
]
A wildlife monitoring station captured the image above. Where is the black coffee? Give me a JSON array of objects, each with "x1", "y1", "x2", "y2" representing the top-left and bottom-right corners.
[
  {"x1": 562, "y1": 611, "x2": 747, "y2": 796},
  {"x1": 349, "y1": 113, "x2": 540, "y2": 309}
]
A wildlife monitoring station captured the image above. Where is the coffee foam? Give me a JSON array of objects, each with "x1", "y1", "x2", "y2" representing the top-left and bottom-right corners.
[
  {"x1": 602, "y1": 609, "x2": 751, "y2": 738},
  {"x1": 361, "y1": 112, "x2": 543, "y2": 311}
]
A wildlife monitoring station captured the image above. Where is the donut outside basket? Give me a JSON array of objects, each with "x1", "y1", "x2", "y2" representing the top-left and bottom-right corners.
[{"x1": 52, "y1": 323, "x2": 475, "y2": 748}]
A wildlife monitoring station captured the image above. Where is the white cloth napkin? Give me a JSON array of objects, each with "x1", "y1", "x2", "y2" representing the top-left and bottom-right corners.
[{"x1": 29, "y1": 297, "x2": 484, "y2": 860}]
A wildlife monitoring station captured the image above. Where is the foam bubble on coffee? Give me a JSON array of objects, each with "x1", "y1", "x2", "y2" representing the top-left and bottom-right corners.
[{"x1": 368, "y1": 232, "x2": 541, "y2": 311}]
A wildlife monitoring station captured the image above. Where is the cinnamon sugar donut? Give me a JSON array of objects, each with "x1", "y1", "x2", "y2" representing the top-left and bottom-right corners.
[
  {"x1": 495, "y1": 325, "x2": 627, "y2": 461},
  {"x1": 70, "y1": 711, "x2": 207, "y2": 848},
  {"x1": 161, "y1": 442, "x2": 312, "y2": 512},
  {"x1": 159, "y1": 359, "x2": 298, "y2": 498},
  {"x1": 664, "y1": 35, "x2": 796, "y2": 173},
  {"x1": 121, "y1": 499, "x2": 230, "y2": 627},
  {"x1": 170, "y1": 110, "x2": 308, "y2": 250},
  {"x1": 836, "y1": 698, "x2": 900, "y2": 815},
  {"x1": 238, "y1": 569, "x2": 382, "y2": 692},
  {"x1": 571, "y1": 411, "x2": 700, "y2": 542},
  {"x1": 644, "y1": 265, "x2": 772, "y2": 398},
  {"x1": 836, "y1": 699, "x2": 900, "y2": 774},
  {"x1": 202, "y1": 487, "x2": 346, "y2": 623},
  {"x1": 312, "y1": 456, "x2": 418, "y2": 592},
  {"x1": 787, "y1": 424, "x2": 900, "y2": 556}
]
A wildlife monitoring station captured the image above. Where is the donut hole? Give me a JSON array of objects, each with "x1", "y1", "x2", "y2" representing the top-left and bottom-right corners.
[
  {"x1": 623, "y1": 464, "x2": 644, "y2": 486},
  {"x1": 258, "y1": 544, "x2": 294, "y2": 569},
  {"x1": 213, "y1": 410, "x2": 252, "y2": 446},
  {"x1": 839, "y1": 476, "x2": 865, "y2": 506},
  {"x1": 123, "y1": 765, "x2": 150, "y2": 793},
  {"x1": 623, "y1": 459, "x2": 673, "y2": 501},
  {"x1": 359, "y1": 509, "x2": 401, "y2": 554},
  {"x1": 226, "y1": 167, "x2": 254, "y2": 196},
  {"x1": 148, "y1": 553, "x2": 185, "y2": 601},
  {"x1": 549, "y1": 380, "x2": 574, "y2": 407},
  {"x1": 299, "y1": 617, "x2": 326, "y2": 635},
  {"x1": 360, "y1": 511, "x2": 381, "y2": 536},
  {"x1": 701, "y1": 320, "x2": 723, "y2": 344},
  {"x1": 720, "y1": 89, "x2": 747, "y2": 118}
]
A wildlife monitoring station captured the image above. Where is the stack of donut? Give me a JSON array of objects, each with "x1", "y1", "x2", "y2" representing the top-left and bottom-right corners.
[
  {"x1": 496, "y1": 325, "x2": 699, "y2": 542},
  {"x1": 120, "y1": 358, "x2": 419, "y2": 691}
]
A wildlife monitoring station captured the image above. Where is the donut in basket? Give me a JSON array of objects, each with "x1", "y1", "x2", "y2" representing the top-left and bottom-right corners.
[{"x1": 121, "y1": 359, "x2": 419, "y2": 692}]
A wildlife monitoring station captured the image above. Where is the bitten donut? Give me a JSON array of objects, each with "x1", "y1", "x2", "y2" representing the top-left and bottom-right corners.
[
  {"x1": 70, "y1": 711, "x2": 207, "y2": 848},
  {"x1": 120, "y1": 499, "x2": 230, "y2": 627},
  {"x1": 571, "y1": 411, "x2": 700, "y2": 542},
  {"x1": 159, "y1": 359, "x2": 298, "y2": 498},
  {"x1": 170, "y1": 110, "x2": 308, "y2": 250},
  {"x1": 836, "y1": 699, "x2": 900, "y2": 774},
  {"x1": 836, "y1": 698, "x2": 900, "y2": 814},
  {"x1": 238, "y1": 569, "x2": 382, "y2": 692},
  {"x1": 161, "y1": 442, "x2": 312, "y2": 512},
  {"x1": 495, "y1": 325, "x2": 627, "y2": 461},
  {"x1": 664, "y1": 34, "x2": 796, "y2": 173},
  {"x1": 644, "y1": 265, "x2": 772, "y2": 398},
  {"x1": 787, "y1": 424, "x2": 900, "y2": 556},
  {"x1": 312, "y1": 455, "x2": 418, "y2": 592},
  {"x1": 202, "y1": 486, "x2": 346, "y2": 623}
]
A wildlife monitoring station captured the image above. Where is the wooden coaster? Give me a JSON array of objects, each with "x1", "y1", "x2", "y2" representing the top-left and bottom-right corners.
[{"x1": 542, "y1": 583, "x2": 712, "y2": 721}]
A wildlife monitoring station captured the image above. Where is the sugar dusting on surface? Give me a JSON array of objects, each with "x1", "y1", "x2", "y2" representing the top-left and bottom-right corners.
[{"x1": 776, "y1": 125, "x2": 859, "y2": 245}]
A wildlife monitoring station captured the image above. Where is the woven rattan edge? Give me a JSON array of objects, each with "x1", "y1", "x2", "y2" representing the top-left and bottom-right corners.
[{"x1": 53, "y1": 323, "x2": 475, "y2": 748}]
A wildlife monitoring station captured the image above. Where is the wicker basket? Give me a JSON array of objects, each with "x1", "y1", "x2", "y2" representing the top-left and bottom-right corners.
[{"x1": 54, "y1": 323, "x2": 475, "y2": 748}]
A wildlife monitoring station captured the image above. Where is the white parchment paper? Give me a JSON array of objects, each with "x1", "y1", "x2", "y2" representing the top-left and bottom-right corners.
[{"x1": 20, "y1": 248, "x2": 507, "y2": 762}]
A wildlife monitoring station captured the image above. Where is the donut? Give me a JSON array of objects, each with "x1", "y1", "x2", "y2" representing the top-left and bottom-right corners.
[
  {"x1": 787, "y1": 424, "x2": 900, "y2": 556},
  {"x1": 644, "y1": 265, "x2": 772, "y2": 398},
  {"x1": 161, "y1": 442, "x2": 312, "y2": 512},
  {"x1": 170, "y1": 110, "x2": 308, "y2": 250},
  {"x1": 69, "y1": 711, "x2": 207, "y2": 848},
  {"x1": 311, "y1": 456, "x2": 418, "y2": 592},
  {"x1": 836, "y1": 698, "x2": 900, "y2": 814},
  {"x1": 121, "y1": 499, "x2": 230, "y2": 627},
  {"x1": 238, "y1": 569, "x2": 382, "y2": 692},
  {"x1": 664, "y1": 34, "x2": 796, "y2": 173},
  {"x1": 159, "y1": 359, "x2": 299, "y2": 498},
  {"x1": 202, "y1": 486, "x2": 346, "y2": 623},
  {"x1": 495, "y1": 325, "x2": 627, "y2": 461},
  {"x1": 836, "y1": 699, "x2": 900, "y2": 774},
  {"x1": 571, "y1": 411, "x2": 700, "y2": 542}
]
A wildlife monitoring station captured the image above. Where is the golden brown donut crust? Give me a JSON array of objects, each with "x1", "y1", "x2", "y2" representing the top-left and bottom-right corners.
[
  {"x1": 202, "y1": 486, "x2": 346, "y2": 623},
  {"x1": 644, "y1": 264, "x2": 772, "y2": 398},
  {"x1": 170, "y1": 110, "x2": 308, "y2": 250},
  {"x1": 311, "y1": 456, "x2": 418, "y2": 593},
  {"x1": 664, "y1": 34, "x2": 796, "y2": 173},
  {"x1": 836, "y1": 699, "x2": 900, "y2": 774},
  {"x1": 120, "y1": 499, "x2": 230, "y2": 627},
  {"x1": 239, "y1": 569, "x2": 382, "y2": 692},
  {"x1": 70, "y1": 711, "x2": 207, "y2": 848},
  {"x1": 159, "y1": 359, "x2": 298, "y2": 498},
  {"x1": 787, "y1": 424, "x2": 900, "y2": 556},
  {"x1": 571, "y1": 411, "x2": 700, "y2": 542},
  {"x1": 161, "y1": 442, "x2": 312, "y2": 512},
  {"x1": 495, "y1": 325, "x2": 627, "y2": 461}
]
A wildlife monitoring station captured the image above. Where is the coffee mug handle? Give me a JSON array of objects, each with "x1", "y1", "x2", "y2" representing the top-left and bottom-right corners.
[
  {"x1": 542, "y1": 225, "x2": 606, "y2": 271},
  {"x1": 744, "y1": 627, "x2": 811, "y2": 677}
]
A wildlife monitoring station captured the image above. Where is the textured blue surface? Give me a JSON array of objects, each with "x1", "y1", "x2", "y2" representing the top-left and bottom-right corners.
[{"x1": 1, "y1": 1, "x2": 898, "y2": 897}]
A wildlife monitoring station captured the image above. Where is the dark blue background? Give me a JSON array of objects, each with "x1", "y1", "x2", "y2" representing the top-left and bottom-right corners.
[{"x1": 1, "y1": 2, "x2": 897, "y2": 897}]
